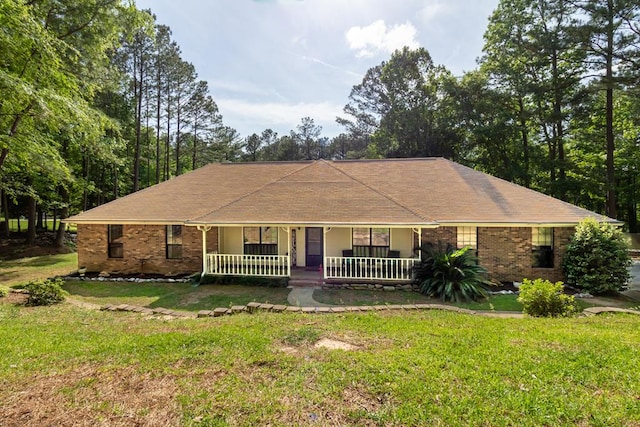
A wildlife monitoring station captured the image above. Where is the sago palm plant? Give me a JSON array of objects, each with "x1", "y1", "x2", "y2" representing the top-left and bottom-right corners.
[{"x1": 413, "y1": 243, "x2": 492, "y2": 302}]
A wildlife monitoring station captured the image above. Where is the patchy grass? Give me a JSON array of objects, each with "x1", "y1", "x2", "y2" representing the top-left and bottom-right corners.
[
  {"x1": 0, "y1": 253, "x2": 77, "y2": 287},
  {"x1": 0, "y1": 298, "x2": 639, "y2": 426},
  {"x1": 62, "y1": 281, "x2": 290, "y2": 310},
  {"x1": 313, "y1": 288, "x2": 435, "y2": 306}
]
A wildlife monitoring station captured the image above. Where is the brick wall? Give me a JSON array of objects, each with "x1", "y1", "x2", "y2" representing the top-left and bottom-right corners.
[
  {"x1": 420, "y1": 226, "x2": 575, "y2": 283},
  {"x1": 477, "y1": 226, "x2": 574, "y2": 282},
  {"x1": 421, "y1": 227, "x2": 457, "y2": 248},
  {"x1": 77, "y1": 224, "x2": 218, "y2": 275}
]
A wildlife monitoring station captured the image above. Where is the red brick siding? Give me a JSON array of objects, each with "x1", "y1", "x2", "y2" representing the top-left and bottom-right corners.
[
  {"x1": 421, "y1": 227, "x2": 457, "y2": 248},
  {"x1": 77, "y1": 224, "x2": 218, "y2": 275},
  {"x1": 477, "y1": 226, "x2": 574, "y2": 282}
]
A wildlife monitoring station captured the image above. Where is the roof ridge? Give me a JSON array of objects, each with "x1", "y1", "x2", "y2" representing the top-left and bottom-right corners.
[
  {"x1": 188, "y1": 161, "x2": 317, "y2": 223},
  {"x1": 326, "y1": 161, "x2": 432, "y2": 222}
]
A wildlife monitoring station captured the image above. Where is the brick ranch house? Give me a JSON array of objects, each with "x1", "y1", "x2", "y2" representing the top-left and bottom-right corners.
[{"x1": 66, "y1": 158, "x2": 616, "y2": 283}]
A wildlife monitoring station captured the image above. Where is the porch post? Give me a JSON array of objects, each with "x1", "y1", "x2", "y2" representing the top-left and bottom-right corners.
[
  {"x1": 287, "y1": 226, "x2": 291, "y2": 277},
  {"x1": 322, "y1": 226, "x2": 327, "y2": 279},
  {"x1": 197, "y1": 225, "x2": 212, "y2": 277}
]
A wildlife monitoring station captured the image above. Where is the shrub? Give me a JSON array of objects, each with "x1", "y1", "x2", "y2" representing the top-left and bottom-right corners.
[
  {"x1": 517, "y1": 278, "x2": 577, "y2": 317},
  {"x1": 24, "y1": 278, "x2": 68, "y2": 306},
  {"x1": 413, "y1": 243, "x2": 491, "y2": 302},
  {"x1": 0, "y1": 286, "x2": 8, "y2": 297},
  {"x1": 563, "y1": 218, "x2": 631, "y2": 295}
]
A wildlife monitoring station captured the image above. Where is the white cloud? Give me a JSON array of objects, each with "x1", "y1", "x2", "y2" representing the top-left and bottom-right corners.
[
  {"x1": 418, "y1": 1, "x2": 450, "y2": 24},
  {"x1": 217, "y1": 98, "x2": 344, "y2": 136},
  {"x1": 345, "y1": 20, "x2": 419, "y2": 58}
]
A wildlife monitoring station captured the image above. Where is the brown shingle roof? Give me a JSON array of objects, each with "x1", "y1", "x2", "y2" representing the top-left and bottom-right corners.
[{"x1": 66, "y1": 158, "x2": 614, "y2": 226}]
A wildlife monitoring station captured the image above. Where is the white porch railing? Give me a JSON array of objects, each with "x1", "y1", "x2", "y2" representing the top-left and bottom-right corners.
[
  {"x1": 324, "y1": 256, "x2": 417, "y2": 281},
  {"x1": 206, "y1": 253, "x2": 290, "y2": 277}
]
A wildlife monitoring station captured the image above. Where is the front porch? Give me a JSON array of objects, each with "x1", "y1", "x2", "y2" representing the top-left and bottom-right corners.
[{"x1": 199, "y1": 225, "x2": 422, "y2": 282}]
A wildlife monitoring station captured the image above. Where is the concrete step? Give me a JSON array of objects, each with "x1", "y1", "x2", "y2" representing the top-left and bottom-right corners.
[{"x1": 288, "y1": 279, "x2": 323, "y2": 287}]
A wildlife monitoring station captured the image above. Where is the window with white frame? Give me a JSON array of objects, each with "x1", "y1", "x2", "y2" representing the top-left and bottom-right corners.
[
  {"x1": 532, "y1": 227, "x2": 554, "y2": 268},
  {"x1": 457, "y1": 226, "x2": 477, "y2": 249},
  {"x1": 243, "y1": 227, "x2": 278, "y2": 255},
  {"x1": 352, "y1": 227, "x2": 390, "y2": 257}
]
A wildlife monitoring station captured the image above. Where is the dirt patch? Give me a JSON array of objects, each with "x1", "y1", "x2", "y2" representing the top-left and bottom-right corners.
[
  {"x1": 314, "y1": 338, "x2": 359, "y2": 351},
  {"x1": 0, "y1": 365, "x2": 181, "y2": 427},
  {"x1": 1, "y1": 291, "x2": 28, "y2": 305}
]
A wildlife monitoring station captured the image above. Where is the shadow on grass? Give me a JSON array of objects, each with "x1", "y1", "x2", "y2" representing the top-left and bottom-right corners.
[
  {"x1": 5, "y1": 254, "x2": 74, "y2": 268},
  {"x1": 62, "y1": 281, "x2": 291, "y2": 312}
]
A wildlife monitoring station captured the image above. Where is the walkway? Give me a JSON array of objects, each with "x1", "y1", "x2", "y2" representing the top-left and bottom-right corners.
[{"x1": 287, "y1": 287, "x2": 331, "y2": 307}]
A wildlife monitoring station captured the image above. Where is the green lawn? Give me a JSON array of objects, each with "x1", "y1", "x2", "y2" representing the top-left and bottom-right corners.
[
  {"x1": 0, "y1": 252, "x2": 77, "y2": 286},
  {"x1": 0, "y1": 299, "x2": 638, "y2": 426},
  {"x1": 1, "y1": 217, "x2": 76, "y2": 233},
  {"x1": 62, "y1": 280, "x2": 291, "y2": 310}
]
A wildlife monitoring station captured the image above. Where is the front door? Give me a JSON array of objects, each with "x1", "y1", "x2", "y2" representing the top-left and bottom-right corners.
[{"x1": 305, "y1": 227, "x2": 323, "y2": 268}]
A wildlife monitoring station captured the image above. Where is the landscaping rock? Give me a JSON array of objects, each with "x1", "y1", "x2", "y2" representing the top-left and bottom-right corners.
[
  {"x1": 301, "y1": 307, "x2": 316, "y2": 313},
  {"x1": 259, "y1": 303, "x2": 274, "y2": 311},
  {"x1": 271, "y1": 305, "x2": 286, "y2": 312},
  {"x1": 197, "y1": 310, "x2": 213, "y2": 318},
  {"x1": 246, "y1": 302, "x2": 261, "y2": 313},
  {"x1": 213, "y1": 307, "x2": 229, "y2": 317},
  {"x1": 383, "y1": 286, "x2": 395, "y2": 291},
  {"x1": 316, "y1": 307, "x2": 331, "y2": 313},
  {"x1": 231, "y1": 305, "x2": 247, "y2": 313},
  {"x1": 285, "y1": 306, "x2": 301, "y2": 312},
  {"x1": 574, "y1": 292, "x2": 593, "y2": 298}
]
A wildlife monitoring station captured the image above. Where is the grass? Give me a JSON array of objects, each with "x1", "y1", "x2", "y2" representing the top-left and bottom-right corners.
[
  {"x1": 0, "y1": 252, "x2": 77, "y2": 287},
  {"x1": 62, "y1": 280, "x2": 290, "y2": 310},
  {"x1": 0, "y1": 217, "x2": 77, "y2": 233},
  {"x1": 0, "y1": 297, "x2": 639, "y2": 426}
]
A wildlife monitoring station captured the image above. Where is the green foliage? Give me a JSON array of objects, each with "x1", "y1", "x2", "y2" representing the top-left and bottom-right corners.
[
  {"x1": 24, "y1": 278, "x2": 68, "y2": 306},
  {"x1": 0, "y1": 286, "x2": 8, "y2": 297},
  {"x1": 518, "y1": 278, "x2": 577, "y2": 317},
  {"x1": 563, "y1": 218, "x2": 631, "y2": 294},
  {"x1": 413, "y1": 244, "x2": 491, "y2": 302}
]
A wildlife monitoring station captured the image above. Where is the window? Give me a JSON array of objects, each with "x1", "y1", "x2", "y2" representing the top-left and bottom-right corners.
[
  {"x1": 244, "y1": 227, "x2": 278, "y2": 255},
  {"x1": 352, "y1": 227, "x2": 390, "y2": 257},
  {"x1": 457, "y1": 227, "x2": 477, "y2": 249},
  {"x1": 532, "y1": 227, "x2": 553, "y2": 268},
  {"x1": 108, "y1": 224, "x2": 123, "y2": 258},
  {"x1": 166, "y1": 225, "x2": 183, "y2": 259}
]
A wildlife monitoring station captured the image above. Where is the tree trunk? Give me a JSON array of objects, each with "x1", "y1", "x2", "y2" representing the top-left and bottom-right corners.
[
  {"x1": 1, "y1": 189, "x2": 9, "y2": 238},
  {"x1": 25, "y1": 196, "x2": 37, "y2": 245},
  {"x1": 54, "y1": 186, "x2": 69, "y2": 248},
  {"x1": 605, "y1": 2, "x2": 616, "y2": 219},
  {"x1": 36, "y1": 207, "x2": 44, "y2": 230}
]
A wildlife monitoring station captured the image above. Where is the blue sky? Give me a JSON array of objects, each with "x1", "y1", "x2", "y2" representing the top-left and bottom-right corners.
[{"x1": 135, "y1": 0, "x2": 500, "y2": 138}]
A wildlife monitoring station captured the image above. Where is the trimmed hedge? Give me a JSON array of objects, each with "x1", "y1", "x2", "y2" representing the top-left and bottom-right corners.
[
  {"x1": 518, "y1": 278, "x2": 577, "y2": 317},
  {"x1": 563, "y1": 218, "x2": 631, "y2": 295},
  {"x1": 24, "y1": 278, "x2": 68, "y2": 306}
]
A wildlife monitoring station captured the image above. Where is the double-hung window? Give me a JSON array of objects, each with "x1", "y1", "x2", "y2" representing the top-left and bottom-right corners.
[
  {"x1": 244, "y1": 227, "x2": 278, "y2": 255},
  {"x1": 532, "y1": 227, "x2": 554, "y2": 268},
  {"x1": 166, "y1": 225, "x2": 183, "y2": 259},
  {"x1": 457, "y1": 227, "x2": 477, "y2": 251},
  {"x1": 108, "y1": 224, "x2": 123, "y2": 258},
  {"x1": 352, "y1": 227, "x2": 390, "y2": 257}
]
